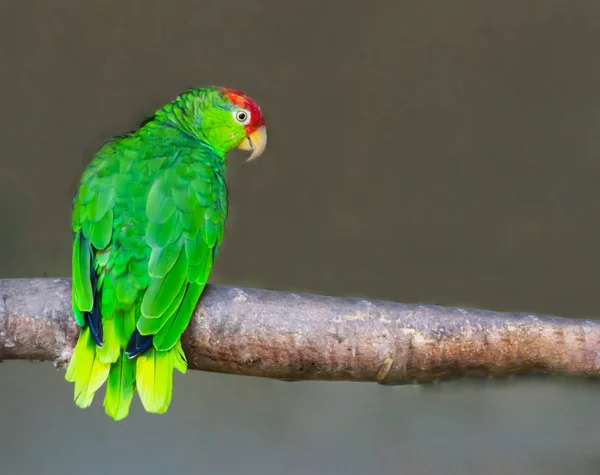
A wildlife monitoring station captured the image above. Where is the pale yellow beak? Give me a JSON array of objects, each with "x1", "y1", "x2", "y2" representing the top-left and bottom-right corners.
[{"x1": 237, "y1": 125, "x2": 267, "y2": 162}]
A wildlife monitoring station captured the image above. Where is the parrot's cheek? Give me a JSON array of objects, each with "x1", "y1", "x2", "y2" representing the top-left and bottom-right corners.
[{"x1": 237, "y1": 126, "x2": 267, "y2": 161}]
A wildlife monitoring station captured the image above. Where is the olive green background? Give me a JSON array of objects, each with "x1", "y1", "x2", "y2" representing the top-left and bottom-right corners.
[{"x1": 2, "y1": 1, "x2": 600, "y2": 473}]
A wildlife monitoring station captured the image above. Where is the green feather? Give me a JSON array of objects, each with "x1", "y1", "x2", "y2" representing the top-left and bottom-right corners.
[
  {"x1": 116, "y1": 275, "x2": 138, "y2": 306},
  {"x1": 147, "y1": 156, "x2": 168, "y2": 174},
  {"x1": 90, "y1": 208, "x2": 113, "y2": 249},
  {"x1": 100, "y1": 274, "x2": 116, "y2": 320},
  {"x1": 77, "y1": 182, "x2": 94, "y2": 205},
  {"x1": 81, "y1": 218, "x2": 91, "y2": 240},
  {"x1": 148, "y1": 237, "x2": 184, "y2": 278},
  {"x1": 72, "y1": 199, "x2": 83, "y2": 226},
  {"x1": 184, "y1": 234, "x2": 208, "y2": 263},
  {"x1": 146, "y1": 212, "x2": 182, "y2": 248},
  {"x1": 173, "y1": 340, "x2": 188, "y2": 373},
  {"x1": 141, "y1": 247, "x2": 189, "y2": 318},
  {"x1": 201, "y1": 216, "x2": 218, "y2": 248},
  {"x1": 113, "y1": 250, "x2": 130, "y2": 277},
  {"x1": 185, "y1": 235, "x2": 212, "y2": 283},
  {"x1": 147, "y1": 179, "x2": 176, "y2": 224},
  {"x1": 191, "y1": 177, "x2": 216, "y2": 207},
  {"x1": 72, "y1": 231, "x2": 93, "y2": 315},
  {"x1": 154, "y1": 282, "x2": 204, "y2": 351},
  {"x1": 96, "y1": 249, "x2": 110, "y2": 268},
  {"x1": 172, "y1": 185, "x2": 197, "y2": 213},
  {"x1": 96, "y1": 316, "x2": 121, "y2": 363},
  {"x1": 72, "y1": 304, "x2": 84, "y2": 327},
  {"x1": 86, "y1": 189, "x2": 113, "y2": 222},
  {"x1": 104, "y1": 355, "x2": 136, "y2": 421},
  {"x1": 137, "y1": 282, "x2": 187, "y2": 335},
  {"x1": 123, "y1": 307, "x2": 137, "y2": 346},
  {"x1": 190, "y1": 174, "x2": 213, "y2": 194},
  {"x1": 182, "y1": 207, "x2": 204, "y2": 238}
]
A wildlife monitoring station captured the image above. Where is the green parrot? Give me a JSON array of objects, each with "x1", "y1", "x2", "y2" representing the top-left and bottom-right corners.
[{"x1": 65, "y1": 86, "x2": 267, "y2": 420}]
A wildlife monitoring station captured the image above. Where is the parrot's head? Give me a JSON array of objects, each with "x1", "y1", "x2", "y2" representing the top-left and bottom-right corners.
[
  {"x1": 155, "y1": 86, "x2": 267, "y2": 161},
  {"x1": 217, "y1": 87, "x2": 267, "y2": 161}
]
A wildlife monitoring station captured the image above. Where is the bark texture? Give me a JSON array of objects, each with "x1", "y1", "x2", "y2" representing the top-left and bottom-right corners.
[{"x1": 1, "y1": 278, "x2": 600, "y2": 384}]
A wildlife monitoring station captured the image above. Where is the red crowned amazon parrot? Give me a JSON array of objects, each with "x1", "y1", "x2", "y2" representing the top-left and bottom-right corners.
[{"x1": 65, "y1": 87, "x2": 267, "y2": 420}]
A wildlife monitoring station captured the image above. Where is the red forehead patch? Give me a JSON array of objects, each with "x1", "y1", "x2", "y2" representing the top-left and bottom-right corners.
[{"x1": 220, "y1": 87, "x2": 266, "y2": 131}]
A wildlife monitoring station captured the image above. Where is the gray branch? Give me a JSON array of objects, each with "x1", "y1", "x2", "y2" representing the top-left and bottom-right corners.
[{"x1": 1, "y1": 278, "x2": 600, "y2": 384}]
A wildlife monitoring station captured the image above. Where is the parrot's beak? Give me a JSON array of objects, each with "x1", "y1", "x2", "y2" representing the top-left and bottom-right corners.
[{"x1": 237, "y1": 125, "x2": 267, "y2": 162}]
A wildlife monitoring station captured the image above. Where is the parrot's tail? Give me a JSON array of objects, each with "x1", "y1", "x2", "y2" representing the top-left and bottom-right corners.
[{"x1": 66, "y1": 326, "x2": 187, "y2": 420}]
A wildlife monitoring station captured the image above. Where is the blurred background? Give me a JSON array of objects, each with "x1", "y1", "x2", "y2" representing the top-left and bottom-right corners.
[{"x1": 2, "y1": 1, "x2": 600, "y2": 473}]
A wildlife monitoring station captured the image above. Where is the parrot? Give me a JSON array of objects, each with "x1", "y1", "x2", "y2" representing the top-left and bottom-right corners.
[{"x1": 65, "y1": 86, "x2": 267, "y2": 420}]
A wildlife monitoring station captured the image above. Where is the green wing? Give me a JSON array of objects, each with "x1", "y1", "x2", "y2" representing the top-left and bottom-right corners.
[
  {"x1": 67, "y1": 143, "x2": 119, "y2": 408},
  {"x1": 71, "y1": 143, "x2": 117, "y2": 336},
  {"x1": 134, "y1": 150, "x2": 226, "y2": 352}
]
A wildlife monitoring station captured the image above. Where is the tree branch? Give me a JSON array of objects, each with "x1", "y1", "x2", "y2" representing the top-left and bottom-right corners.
[{"x1": 1, "y1": 278, "x2": 600, "y2": 384}]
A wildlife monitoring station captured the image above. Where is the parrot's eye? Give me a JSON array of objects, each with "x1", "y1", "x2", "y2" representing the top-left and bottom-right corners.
[{"x1": 233, "y1": 109, "x2": 251, "y2": 125}]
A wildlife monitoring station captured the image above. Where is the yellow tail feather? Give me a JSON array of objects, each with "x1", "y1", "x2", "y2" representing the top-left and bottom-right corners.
[
  {"x1": 66, "y1": 329, "x2": 187, "y2": 419},
  {"x1": 136, "y1": 340, "x2": 187, "y2": 414},
  {"x1": 65, "y1": 327, "x2": 110, "y2": 408},
  {"x1": 104, "y1": 354, "x2": 136, "y2": 420}
]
